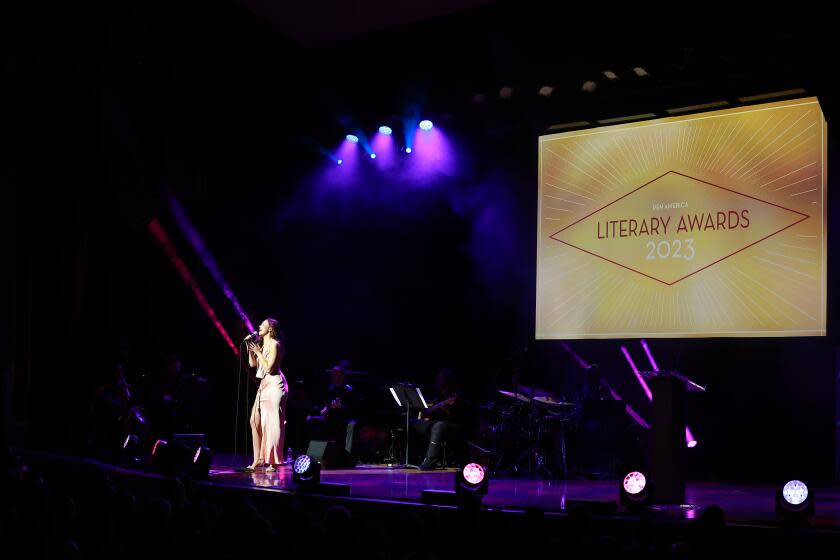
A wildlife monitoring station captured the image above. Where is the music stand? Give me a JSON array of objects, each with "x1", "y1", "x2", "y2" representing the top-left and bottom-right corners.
[
  {"x1": 640, "y1": 370, "x2": 705, "y2": 504},
  {"x1": 388, "y1": 383, "x2": 428, "y2": 469}
]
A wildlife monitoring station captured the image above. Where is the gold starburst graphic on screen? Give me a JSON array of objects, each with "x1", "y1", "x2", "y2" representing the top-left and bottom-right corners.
[{"x1": 536, "y1": 97, "x2": 826, "y2": 339}]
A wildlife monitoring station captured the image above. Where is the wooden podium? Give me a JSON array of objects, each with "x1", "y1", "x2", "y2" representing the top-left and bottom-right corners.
[{"x1": 641, "y1": 370, "x2": 705, "y2": 504}]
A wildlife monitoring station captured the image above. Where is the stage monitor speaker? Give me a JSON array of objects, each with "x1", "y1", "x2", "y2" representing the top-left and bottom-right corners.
[
  {"x1": 173, "y1": 433, "x2": 206, "y2": 450},
  {"x1": 306, "y1": 439, "x2": 351, "y2": 469}
]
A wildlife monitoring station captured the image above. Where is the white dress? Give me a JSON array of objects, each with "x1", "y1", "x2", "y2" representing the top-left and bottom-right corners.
[{"x1": 249, "y1": 341, "x2": 288, "y2": 465}]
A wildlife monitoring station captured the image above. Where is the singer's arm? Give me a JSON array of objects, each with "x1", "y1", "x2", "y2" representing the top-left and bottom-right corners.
[{"x1": 250, "y1": 341, "x2": 278, "y2": 373}]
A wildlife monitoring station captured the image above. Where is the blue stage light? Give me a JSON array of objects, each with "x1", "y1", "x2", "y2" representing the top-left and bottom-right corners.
[
  {"x1": 337, "y1": 159, "x2": 343, "y2": 165},
  {"x1": 379, "y1": 126, "x2": 392, "y2": 135},
  {"x1": 777, "y1": 479, "x2": 814, "y2": 524},
  {"x1": 294, "y1": 455, "x2": 311, "y2": 475},
  {"x1": 293, "y1": 454, "x2": 321, "y2": 486},
  {"x1": 405, "y1": 147, "x2": 412, "y2": 154},
  {"x1": 419, "y1": 120, "x2": 433, "y2": 131},
  {"x1": 346, "y1": 134, "x2": 359, "y2": 143},
  {"x1": 782, "y1": 480, "x2": 809, "y2": 506},
  {"x1": 370, "y1": 153, "x2": 377, "y2": 159}
]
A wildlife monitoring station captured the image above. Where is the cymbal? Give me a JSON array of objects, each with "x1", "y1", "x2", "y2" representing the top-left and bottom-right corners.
[
  {"x1": 497, "y1": 389, "x2": 532, "y2": 403},
  {"x1": 510, "y1": 384, "x2": 551, "y2": 397},
  {"x1": 532, "y1": 395, "x2": 576, "y2": 407}
]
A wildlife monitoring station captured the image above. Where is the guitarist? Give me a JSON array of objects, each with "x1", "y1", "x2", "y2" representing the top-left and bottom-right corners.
[
  {"x1": 306, "y1": 364, "x2": 357, "y2": 454},
  {"x1": 418, "y1": 369, "x2": 464, "y2": 470}
]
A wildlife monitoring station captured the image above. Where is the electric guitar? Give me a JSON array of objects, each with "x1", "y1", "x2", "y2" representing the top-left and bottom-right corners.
[{"x1": 418, "y1": 394, "x2": 458, "y2": 420}]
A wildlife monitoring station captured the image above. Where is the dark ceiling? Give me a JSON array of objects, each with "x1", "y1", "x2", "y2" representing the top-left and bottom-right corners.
[{"x1": 240, "y1": 0, "x2": 496, "y2": 47}]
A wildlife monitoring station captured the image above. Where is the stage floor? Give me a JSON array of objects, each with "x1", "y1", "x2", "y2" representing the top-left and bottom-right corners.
[{"x1": 208, "y1": 461, "x2": 840, "y2": 530}]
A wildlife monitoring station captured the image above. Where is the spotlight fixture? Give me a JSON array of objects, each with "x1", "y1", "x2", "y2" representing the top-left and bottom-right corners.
[
  {"x1": 538, "y1": 85, "x2": 554, "y2": 97},
  {"x1": 602, "y1": 70, "x2": 619, "y2": 80},
  {"x1": 498, "y1": 86, "x2": 513, "y2": 99},
  {"x1": 581, "y1": 80, "x2": 597, "y2": 93},
  {"x1": 456, "y1": 463, "x2": 488, "y2": 496},
  {"x1": 776, "y1": 479, "x2": 814, "y2": 524},
  {"x1": 405, "y1": 147, "x2": 412, "y2": 154},
  {"x1": 378, "y1": 125, "x2": 392, "y2": 135},
  {"x1": 421, "y1": 462, "x2": 489, "y2": 505},
  {"x1": 370, "y1": 153, "x2": 376, "y2": 159},
  {"x1": 337, "y1": 159, "x2": 343, "y2": 165},
  {"x1": 291, "y1": 454, "x2": 350, "y2": 495},
  {"x1": 620, "y1": 470, "x2": 652, "y2": 507},
  {"x1": 418, "y1": 120, "x2": 433, "y2": 131},
  {"x1": 346, "y1": 134, "x2": 359, "y2": 143},
  {"x1": 632, "y1": 66, "x2": 650, "y2": 77},
  {"x1": 293, "y1": 454, "x2": 321, "y2": 486}
]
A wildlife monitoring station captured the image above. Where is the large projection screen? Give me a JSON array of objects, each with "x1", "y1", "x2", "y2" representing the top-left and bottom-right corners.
[{"x1": 536, "y1": 97, "x2": 827, "y2": 339}]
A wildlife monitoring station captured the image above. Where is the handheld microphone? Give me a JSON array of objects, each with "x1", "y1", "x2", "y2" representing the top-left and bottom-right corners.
[{"x1": 243, "y1": 331, "x2": 259, "y2": 342}]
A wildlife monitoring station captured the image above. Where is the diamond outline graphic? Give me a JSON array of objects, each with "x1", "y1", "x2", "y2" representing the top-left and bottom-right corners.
[{"x1": 548, "y1": 171, "x2": 811, "y2": 286}]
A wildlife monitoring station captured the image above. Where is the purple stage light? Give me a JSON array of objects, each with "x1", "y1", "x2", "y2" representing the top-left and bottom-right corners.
[
  {"x1": 640, "y1": 340, "x2": 698, "y2": 448},
  {"x1": 169, "y1": 196, "x2": 255, "y2": 333},
  {"x1": 379, "y1": 125, "x2": 392, "y2": 135},
  {"x1": 462, "y1": 463, "x2": 485, "y2": 485},
  {"x1": 419, "y1": 119, "x2": 433, "y2": 131},
  {"x1": 337, "y1": 159, "x2": 343, "y2": 165},
  {"x1": 371, "y1": 131, "x2": 396, "y2": 167},
  {"x1": 404, "y1": 127, "x2": 455, "y2": 181},
  {"x1": 640, "y1": 339, "x2": 659, "y2": 371},
  {"x1": 561, "y1": 341, "x2": 590, "y2": 369},
  {"x1": 346, "y1": 134, "x2": 359, "y2": 143},
  {"x1": 782, "y1": 480, "x2": 809, "y2": 506},
  {"x1": 620, "y1": 346, "x2": 653, "y2": 401},
  {"x1": 294, "y1": 455, "x2": 312, "y2": 474},
  {"x1": 405, "y1": 147, "x2": 412, "y2": 154},
  {"x1": 560, "y1": 342, "x2": 650, "y2": 429},
  {"x1": 148, "y1": 219, "x2": 239, "y2": 356},
  {"x1": 338, "y1": 139, "x2": 359, "y2": 159},
  {"x1": 623, "y1": 471, "x2": 647, "y2": 495}
]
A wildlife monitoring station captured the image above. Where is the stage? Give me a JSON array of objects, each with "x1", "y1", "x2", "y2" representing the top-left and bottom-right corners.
[
  {"x1": 17, "y1": 449, "x2": 840, "y2": 558},
  {"x1": 206, "y1": 459, "x2": 840, "y2": 531}
]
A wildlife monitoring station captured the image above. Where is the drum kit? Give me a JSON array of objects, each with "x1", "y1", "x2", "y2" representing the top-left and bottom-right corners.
[{"x1": 480, "y1": 385, "x2": 579, "y2": 479}]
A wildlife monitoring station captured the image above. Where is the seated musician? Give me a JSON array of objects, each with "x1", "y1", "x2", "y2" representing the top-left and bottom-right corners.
[
  {"x1": 306, "y1": 363, "x2": 357, "y2": 454},
  {"x1": 418, "y1": 369, "x2": 465, "y2": 470}
]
